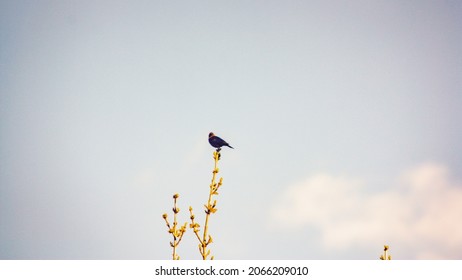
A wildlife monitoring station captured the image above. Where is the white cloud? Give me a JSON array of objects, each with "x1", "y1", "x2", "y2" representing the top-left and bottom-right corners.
[
  {"x1": 271, "y1": 162, "x2": 462, "y2": 259},
  {"x1": 131, "y1": 167, "x2": 157, "y2": 187}
]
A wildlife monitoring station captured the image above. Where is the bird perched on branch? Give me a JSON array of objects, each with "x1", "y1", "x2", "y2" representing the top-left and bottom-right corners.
[{"x1": 208, "y1": 132, "x2": 233, "y2": 151}]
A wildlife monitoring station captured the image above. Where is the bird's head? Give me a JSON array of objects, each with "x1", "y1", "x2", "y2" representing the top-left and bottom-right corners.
[{"x1": 208, "y1": 132, "x2": 215, "y2": 138}]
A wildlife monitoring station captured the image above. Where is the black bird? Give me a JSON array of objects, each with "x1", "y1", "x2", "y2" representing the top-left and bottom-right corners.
[{"x1": 208, "y1": 132, "x2": 233, "y2": 150}]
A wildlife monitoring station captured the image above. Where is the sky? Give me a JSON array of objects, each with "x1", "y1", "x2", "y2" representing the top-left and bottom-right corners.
[{"x1": 1, "y1": 0, "x2": 461, "y2": 260}]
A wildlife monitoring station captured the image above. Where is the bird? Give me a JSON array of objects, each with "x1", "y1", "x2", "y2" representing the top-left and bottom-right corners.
[{"x1": 208, "y1": 132, "x2": 233, "y2": 150}]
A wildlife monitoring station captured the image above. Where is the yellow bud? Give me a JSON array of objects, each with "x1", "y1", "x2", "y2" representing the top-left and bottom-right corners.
[
  {"x1": 162, "y1": 213, "x2": 168, "y2": 219},
  {"x1": 173, "y1": 193, "x2": 179, "y2": 199}
]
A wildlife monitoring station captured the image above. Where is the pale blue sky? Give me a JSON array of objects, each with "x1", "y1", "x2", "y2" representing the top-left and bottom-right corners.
[{"x1": 1, "y1": 0, "x2": 461, "y2": 259}]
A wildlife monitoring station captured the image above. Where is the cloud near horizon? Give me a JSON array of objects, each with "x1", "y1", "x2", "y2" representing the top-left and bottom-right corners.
[{"x1": 271, "y1": 162, "x2": 462, "y2": 259}]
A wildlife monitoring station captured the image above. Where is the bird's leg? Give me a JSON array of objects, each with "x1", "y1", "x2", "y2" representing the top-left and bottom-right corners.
[{"x1": 216, "y1": 148, "x2": 221, "y2": 152}]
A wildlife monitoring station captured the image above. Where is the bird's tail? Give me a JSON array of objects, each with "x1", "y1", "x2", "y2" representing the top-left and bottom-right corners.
[{"x1": 227, "y1": 144, "x2": 234, "y2": 149}]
